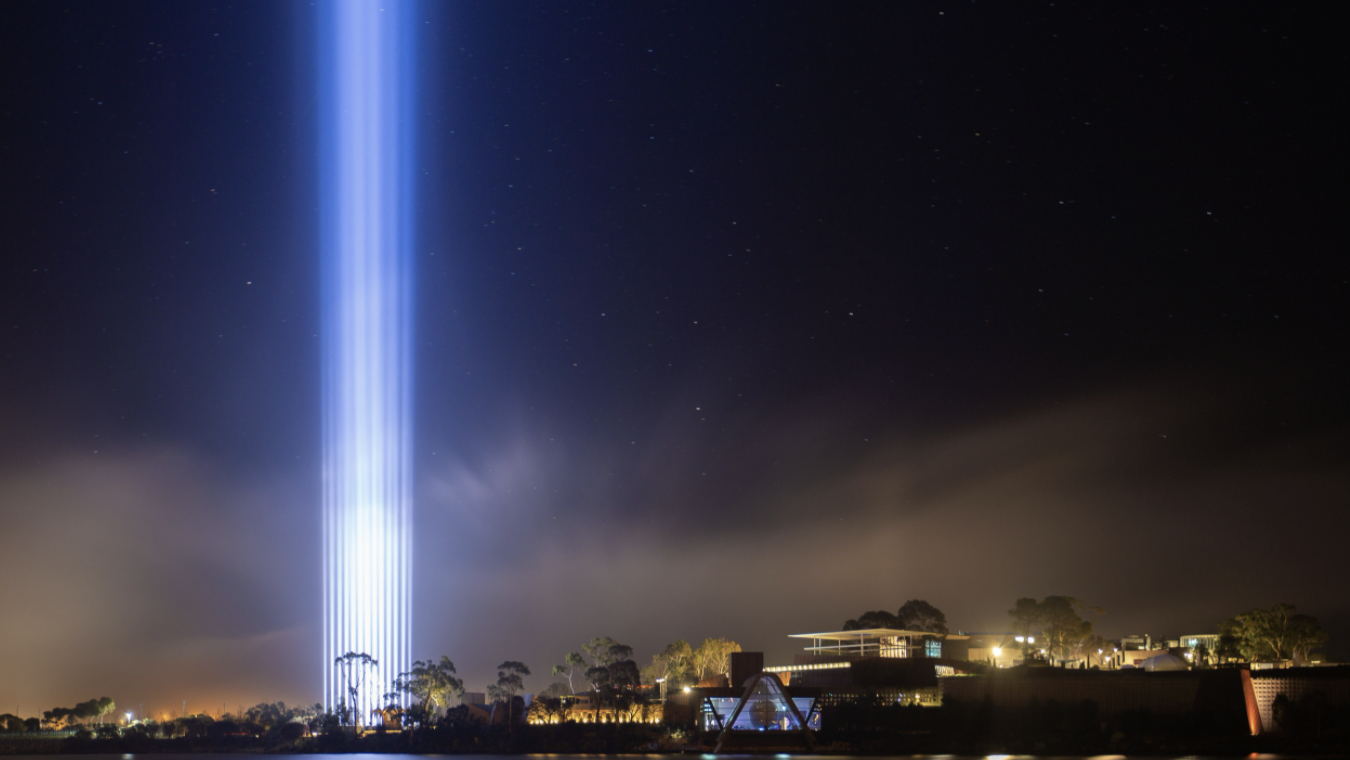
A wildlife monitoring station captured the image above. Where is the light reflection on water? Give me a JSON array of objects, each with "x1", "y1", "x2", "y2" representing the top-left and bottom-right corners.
[{"x1": 0, "y1": 754, "x2": 1293, "y2": 760}]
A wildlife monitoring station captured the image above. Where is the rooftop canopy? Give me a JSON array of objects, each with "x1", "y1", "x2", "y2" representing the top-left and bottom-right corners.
[{"x1": 790, "y1": 629, "x2": 971, "y2": 641}]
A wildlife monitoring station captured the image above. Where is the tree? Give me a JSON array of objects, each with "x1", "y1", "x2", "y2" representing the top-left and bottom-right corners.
[
  {"x1": 691, "y1": 637, "x2": 742, "y2": 683},
  {"x1": 42, "y1": 708, "x2": 70, "y2": 729},
  {"x1": 643, "y1": 638, "x2": 694, "y2": 689},
  {"x1": 583, "y1": 636, "x2": 622, "y2": 668},
  {"x1": 527, "y1": 697, "x2": 567, "y2": 724},
  {"x1": 607, "y1": 642, "x2": 634, "y2": 664},
  {"x1": 1080, "y1": 632, "x2": 1110, "y2": 668},
  {"x1": 1221, "y1": 603, "x2": 1329, "y2": 663},
  {"x1": 577, "y1": 640, "x2": 642, "y2": 721},
  {"x1": 552, "y1": 651, "x2": 589, "y2": 694},
  {"x1": 42, "y1": 698, "x2": 115, "y2": 729},
  {"x1": 1008, "y1": 596, "x2": 1104, "y2": 663},
  {"x1": 608, "y1": 658, "x2": 641, "y2": 692},
  {"x1": 1008, "y1": 597, "x2": 1042, "y2": 640},
  {"x1": 584, "y1": 662, "x2": 612, "y2": 715},
  {"x1": 1289, "y1": 614, "x2": 1330, "y2": 663},
  {"x1": 334, "y1": 651, "x2": 379, "y2": 727},
  {"x1": 537, "y1": 681, "x2": 570, "y2": 699},
  {"x1": 842, "y1": 610, "x2": 901, "y2": 630},
  {"x1": 487, "y1": 661, "x2": 530, "y2": 726},
  {"x1": 1038, "y1": 596, "x2": 1100, "y2": 662},
  {"x1": 242, "y1": 701, "x2": 306, "y2": 731},
  {"x1": 897, "y1": 600, "x2": 949, "y2": 635},
  {"x1": 394, "y1": 656, "x2": 464, "y2": 724}
]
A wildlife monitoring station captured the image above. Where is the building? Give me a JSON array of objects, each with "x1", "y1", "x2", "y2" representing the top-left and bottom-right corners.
[
  {"x1": 674, "y1": 651, "x2": 820, "y2": 751},
  {"x1": 1119, "y1": 633, "x2": 1153, "y2": 651},
  {"x1": 966, "y1": 632, "x2": 1037, "y2": 668},
  {"x1": 1249, "y1": 666, "x2": 1350, "y2": 733},
  {"x1": 788, "y1": 628, "x2": 971, "y2": 660},
  {"x1": 763, "y1": 628, "x2": 982, "y2": 707},
  {"x1": 1179, "y1": 633, "x2": 1222, "y2": 665},
  {"x1": 941, "y1": 663, "x2": 1350, "y2": 736}
]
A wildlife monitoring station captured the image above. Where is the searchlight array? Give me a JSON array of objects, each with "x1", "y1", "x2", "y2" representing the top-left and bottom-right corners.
[{"x1": 319, "y1": 0, "x2": 418, "y2": 720}]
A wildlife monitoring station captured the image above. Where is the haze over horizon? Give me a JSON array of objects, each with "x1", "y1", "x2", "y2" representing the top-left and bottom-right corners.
[{"x1": 1, "y1": 1, "x2": 1345, "y2": 718}]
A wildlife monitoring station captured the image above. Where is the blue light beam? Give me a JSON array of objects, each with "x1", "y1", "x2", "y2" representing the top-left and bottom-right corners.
[{"x1": 319, "y1": 0, "x2": 417, "y2": 721}]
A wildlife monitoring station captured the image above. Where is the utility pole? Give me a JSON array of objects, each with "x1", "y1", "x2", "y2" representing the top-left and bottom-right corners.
[{"x1": 182, "y1": 700, "x2": 187, "y2": 719}]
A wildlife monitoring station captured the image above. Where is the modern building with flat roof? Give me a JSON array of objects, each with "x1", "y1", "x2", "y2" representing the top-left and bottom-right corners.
[
  {"x1": 787, "y1": 627, "x2": 972, "y2": 660},
  {"x1": 765, "y1": 628, "x2": 984, "y2": 707}
]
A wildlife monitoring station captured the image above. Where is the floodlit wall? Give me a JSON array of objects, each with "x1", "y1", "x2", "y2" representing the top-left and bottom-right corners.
[
  {"x1": 1250, "y1": 667, "x2": 1350, "y2": 733},
  {"x1": 941, "y1": 671, "x2": 1202, "y2": 715},
  {"x1": 525, "y1": 700, "x2": 663, "y2": 725}
]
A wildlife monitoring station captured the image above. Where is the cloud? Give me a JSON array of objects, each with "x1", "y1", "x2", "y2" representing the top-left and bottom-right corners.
[
  {"x1": 418, "y1": 376, "x2": 1349, "y2": 690},
  {"x1": 4, "y1": 373, "x2": 1344, "y2": 708},
  {"x1": 0, "y1": 447, "x2": 316, "y2": 716}
]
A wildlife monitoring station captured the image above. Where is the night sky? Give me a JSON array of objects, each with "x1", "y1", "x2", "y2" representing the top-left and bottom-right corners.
[{"x1": 1, "y1": 1, "x2": 1345, "y2": 717}]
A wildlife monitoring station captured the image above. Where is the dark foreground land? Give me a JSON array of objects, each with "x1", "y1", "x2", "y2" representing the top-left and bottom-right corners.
[{"x1": 3, "y1": 698, "x2": 1349, "y2": 756}]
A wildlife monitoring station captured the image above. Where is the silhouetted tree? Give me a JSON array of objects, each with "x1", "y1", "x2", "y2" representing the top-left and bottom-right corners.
[
  {"x1": 334, "y1": 651, "x2": 379, "y2": 727},
  {"x1": 1221, "y1": 603, "x2": 1329, "y2": 663},
  {"x1": 1007, "y1": 596, "x2": 1103, "y2": 663},
  {"x1": 897, "y1": 599, "x2": 949, "y2": 635},
  {"x1": 1039, "y1": 596, "x2": 1101, "y2": 661},
  {"x1": 842, "y1": 610, "x2": 902, "y2": 630},
  {"x1": 487, "y1": 660, "x2": 530, "y2": 726}
]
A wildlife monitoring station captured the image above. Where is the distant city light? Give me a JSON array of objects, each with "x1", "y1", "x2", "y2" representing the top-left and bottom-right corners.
[{"x1": 319, "y1": 0, "x2": 418, "y2": 718}]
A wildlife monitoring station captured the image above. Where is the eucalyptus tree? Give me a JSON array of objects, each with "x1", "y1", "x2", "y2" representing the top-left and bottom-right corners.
[
  {"x1": 334, "y1": 651, "x2": 379, "y2": 727},
  {"x1": 691, "y1": 637, "x2": 741, "y2": 682},
  {"x1": 393, "y1": 655, "x2": 464, "y2": 724},
  {"x1": 487, "y1": 661, "x2": 531, "y2": 726},
  {"x1": 643, "y1": 638, "x2": 694, "y2": 690},
  {"x1": 1221, "y1": 603, "x2": 1329, "y2": 663},
  {"x1": 552, "y1": 651, "x2": 589, "y2": 694}
]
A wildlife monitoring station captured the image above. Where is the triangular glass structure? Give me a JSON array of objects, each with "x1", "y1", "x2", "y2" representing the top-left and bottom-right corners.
[{"x1": 712, "y1": 672, "x2": 815, "y2": 753}]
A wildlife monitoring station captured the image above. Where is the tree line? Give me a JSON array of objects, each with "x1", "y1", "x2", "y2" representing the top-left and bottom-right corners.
[
  {"x1": 1217, "y1": 603, "x2": 1328, "y2": 665},
  {"x1": 837, "y1": 596, "x2": 1332, "y2": 668}
]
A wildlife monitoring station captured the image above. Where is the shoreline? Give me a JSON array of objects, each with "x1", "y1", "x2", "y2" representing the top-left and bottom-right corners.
[{"x1": 2, "y1": 729, "x2": 1346, "y2": 757}]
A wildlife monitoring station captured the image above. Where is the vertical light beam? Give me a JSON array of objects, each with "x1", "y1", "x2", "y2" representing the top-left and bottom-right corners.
[{"x1": 320, "y1": 0, "x2": 416, "y2": 722}]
